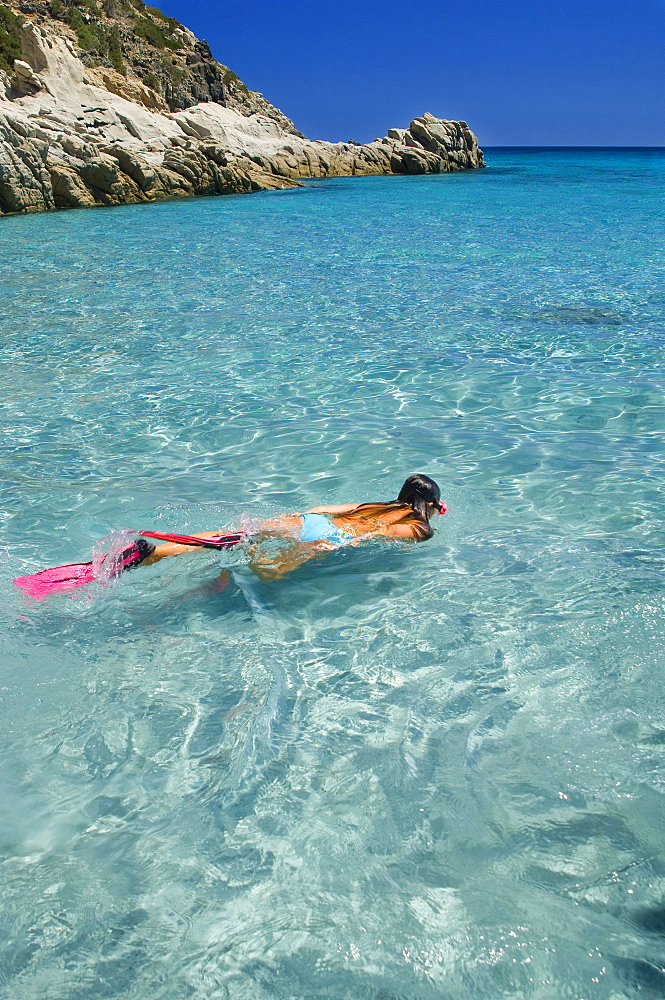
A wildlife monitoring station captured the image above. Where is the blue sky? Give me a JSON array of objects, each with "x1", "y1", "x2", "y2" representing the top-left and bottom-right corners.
[{"x1": 157, "y1": 0, "x2": 664, "y2": 146}]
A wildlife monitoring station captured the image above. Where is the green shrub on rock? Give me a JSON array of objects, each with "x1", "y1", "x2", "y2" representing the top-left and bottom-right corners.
[
  {"x1": 144, "y1": 5, "x2": 179, "y2": 31},
  {"x1": 141, "y1": 70, "x2": 160, "y2": 92},
  {"x1": 0, "y1": 3, "x2": 21, "y2": 75},
  {"x1": 63, "y1": 6, "x2": 125, "y2": 73},
  {"x1": 222, "y1": 66, "x2": 249, "y2": 96},
  {"x1": 67, "y1": 7, "x2": 100, "y2": 51},
  {"x1": 133, "y1": 14, "x2": 178, "y2": 50},
  {"x1": 52, "y1": 1, "x2": 115, "y2": 22},
  {"x1": 107, "y1": 23, "x2": 124, "y2": 73},
  {"x1": 62, "y1": 0, "x2": 102, "y2": 14}
]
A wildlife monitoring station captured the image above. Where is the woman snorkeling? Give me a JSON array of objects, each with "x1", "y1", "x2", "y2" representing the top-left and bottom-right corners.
[
  {"x1": 14, "y1": 475, "x2": 446, "y2": 596},
  {"x1": 141, "y1": 473, "x2": 447, "y2": 580}
]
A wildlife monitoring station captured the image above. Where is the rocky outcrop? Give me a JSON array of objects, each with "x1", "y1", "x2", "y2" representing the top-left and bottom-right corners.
[
  {"x1": 3, "y1": 0, "x2": 304, "y2": 130},
  {"x1": 0, "y1": 11, "x2": 485, "y2": 216}
]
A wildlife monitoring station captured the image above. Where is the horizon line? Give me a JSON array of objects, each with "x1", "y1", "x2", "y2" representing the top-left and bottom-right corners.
[{"x1": 481, "y1": 145, "x2": 664, "y2": 150}]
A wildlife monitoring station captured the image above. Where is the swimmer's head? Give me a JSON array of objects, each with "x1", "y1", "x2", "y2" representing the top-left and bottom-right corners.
[{"x1": 397, "y1": 474, "x2": 446, "y2": 519}]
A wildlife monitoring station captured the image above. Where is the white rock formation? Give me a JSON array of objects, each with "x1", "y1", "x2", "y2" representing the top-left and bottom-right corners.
[{"x1": 0, "y1": 20, "x2": 485, "y2": 215}]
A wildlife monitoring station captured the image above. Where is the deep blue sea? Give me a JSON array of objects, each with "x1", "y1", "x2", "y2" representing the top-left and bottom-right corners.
[{"x1": 1, "y1": 148, "x2": 664, "y2": 999}]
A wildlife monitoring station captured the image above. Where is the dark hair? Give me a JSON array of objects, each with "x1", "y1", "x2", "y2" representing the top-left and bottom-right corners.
[
  {"x1": 348, "y1": 474, "x2": 442, "y2": 539},
  {"x1": 396, "y1": 474, "x2": 441, "y2": 521}
]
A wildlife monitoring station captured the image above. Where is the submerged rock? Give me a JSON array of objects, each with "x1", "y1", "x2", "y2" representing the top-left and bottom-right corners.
[
  {"x1": 0, "y1": 8, "x2": 485, "y2": 215},
  {"x1": 537, "y1": 306, "x2": 626, "y2": 326}
]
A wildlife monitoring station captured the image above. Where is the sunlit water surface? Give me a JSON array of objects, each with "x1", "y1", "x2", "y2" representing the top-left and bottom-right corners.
[{"x1": 1, "y1": 149, "x2": 664, "y2": 999}]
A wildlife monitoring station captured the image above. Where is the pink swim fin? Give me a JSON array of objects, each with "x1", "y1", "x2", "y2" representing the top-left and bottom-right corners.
[
  {"x1": 13, "y1": 561, "x2": 97, "y2": 599},
  {"x1": 13, "y1": 531, "x2": 246, "y2": 599},
  {"x1": 13, "y1": 538, "x2": 154, "y2": 600}
]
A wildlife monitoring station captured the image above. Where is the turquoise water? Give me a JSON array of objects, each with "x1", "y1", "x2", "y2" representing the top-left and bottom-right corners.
[{"x1": 1, "y1": 148, "x2": 664, "y2": 999}]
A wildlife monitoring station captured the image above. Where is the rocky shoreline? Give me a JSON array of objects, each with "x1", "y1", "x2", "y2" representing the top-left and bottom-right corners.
[{"x1": 0, "y1": 6, "x2": 485, "y2": 216}]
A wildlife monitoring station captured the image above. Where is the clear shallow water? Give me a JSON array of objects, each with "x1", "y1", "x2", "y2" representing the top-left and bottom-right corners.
[{"x1": 1, "y1": 149, "x2": 664, "y2": 999}]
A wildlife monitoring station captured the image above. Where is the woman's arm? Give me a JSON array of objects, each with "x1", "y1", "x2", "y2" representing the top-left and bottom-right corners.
[
  {"x1": 303, "y1": 503, "x2": 361, "y2": 515},
  {"x1": 383, "y1": 522, "x2": 432, "y2": 541}
]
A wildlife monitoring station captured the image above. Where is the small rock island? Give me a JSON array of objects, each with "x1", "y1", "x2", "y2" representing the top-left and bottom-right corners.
[{"x1": 0, "y1": 0, "x2": 485, "y2": 215}]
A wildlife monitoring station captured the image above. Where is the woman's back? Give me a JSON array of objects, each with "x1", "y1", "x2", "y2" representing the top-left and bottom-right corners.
[{"x1": 331, "y1": 502, "x2": 434, "y2": 541}]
